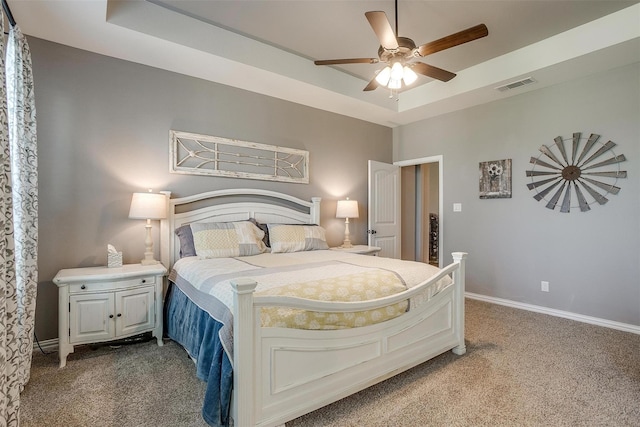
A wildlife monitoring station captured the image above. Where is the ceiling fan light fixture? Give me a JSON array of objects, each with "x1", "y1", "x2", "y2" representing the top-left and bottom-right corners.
[
  {"x1": 375, "y1": 66, "x2": 391, "y2": 86},
  {"x1": 314, "y1": 6, "x2": 488, "y2": 93},
  {"x1": 402, "y1": 66, "x2": 418, "y2": 85},
  {"x1": 388, "y1": 77, "x2": 402, "y2": 90},
  {"x1": 390, "y1": 62, "x2": 404, "y2": 80}
]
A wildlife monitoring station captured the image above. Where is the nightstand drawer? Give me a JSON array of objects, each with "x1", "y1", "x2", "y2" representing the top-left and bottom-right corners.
[{"x1": 68, "y1": 276, "x2": 156, "y2": 293}]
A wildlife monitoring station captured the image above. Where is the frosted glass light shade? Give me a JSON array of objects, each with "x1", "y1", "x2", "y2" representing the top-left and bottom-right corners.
[
  {"x1": 390, "y1": 62, "x2": 404, "y2": 80},
  {"x1": 375, "y1": 66, "x2": 391, "y2": 86},
  {"x1": 336, "y1": 199, "x2": 359, "y2": 219},
  {"x1": 403, "y1": 66, "x2": 418, "y2": 85},
  {"x1": 129, "y1": 192, "x2": 167, "y2": 220},
  {"x1": 375, "y1": 63, "x2": 419, "y2": 90},
  {"x1": 388, "y1": 78, "x2": 402, "y2": 89}
]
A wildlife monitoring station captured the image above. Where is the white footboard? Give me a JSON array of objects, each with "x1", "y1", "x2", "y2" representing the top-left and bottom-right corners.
[{"x1": 231, "y1": 252, "x2": 467, "y2": 427}]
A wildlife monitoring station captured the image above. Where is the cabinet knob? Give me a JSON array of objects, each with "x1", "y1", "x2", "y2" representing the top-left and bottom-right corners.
[
  {"x1": 109, "y1": 314, "x2": 114, "y2": 318},
  {"x1": 141, "y1": 279, "x2": 146, "y2": 283},
  {"x1": 81, "y1": 285, "x2": 86, "y2": 290},
  {"x1": 117, "y1": 313, "x2": 122, "y2": 317}
]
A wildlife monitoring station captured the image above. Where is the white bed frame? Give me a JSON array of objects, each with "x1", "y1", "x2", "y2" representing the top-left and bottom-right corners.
[{"x1": 160, "y1": 189, "x2": 467, "y2": 427}]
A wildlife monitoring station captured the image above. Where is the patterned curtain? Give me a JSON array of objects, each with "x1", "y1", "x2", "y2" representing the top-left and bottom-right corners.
[{"x1": 0, "y1": 8, "x2": 39, "y2": 426}]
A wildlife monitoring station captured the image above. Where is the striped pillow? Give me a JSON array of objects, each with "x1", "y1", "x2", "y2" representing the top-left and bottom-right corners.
[
  {"x1": 267, "y1": 224, "x2": 329, "y2": 253},
  {"x1": 191, "y1": 221, "x2": 266, "y2": 258}
]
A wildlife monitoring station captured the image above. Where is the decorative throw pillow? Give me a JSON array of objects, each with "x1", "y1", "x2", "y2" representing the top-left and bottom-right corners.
[
  {"x1": 249, "y1": 218, "x2": 270, "y2": 248},
  {"x1": 190, "y1": 221, "x2": 266, "y2": 258},
  {"x1": 267, "y1": 224, "x2": 329, "y2": 253},
  {"x1": 175, "y1": 224, "x2": 197, "y2": 258}
]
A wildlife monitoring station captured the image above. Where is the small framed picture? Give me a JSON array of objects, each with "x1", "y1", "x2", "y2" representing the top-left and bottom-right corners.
[{"x1": 479, "y1": 159, "x2": 512, "y2": 199}]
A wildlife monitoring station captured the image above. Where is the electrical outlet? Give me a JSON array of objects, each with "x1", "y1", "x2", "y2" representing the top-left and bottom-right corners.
[{"x1": 541, "y1": 281, "x2": 549, "y2": 292}]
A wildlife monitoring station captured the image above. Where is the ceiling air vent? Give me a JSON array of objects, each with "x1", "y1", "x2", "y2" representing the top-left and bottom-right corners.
[{"x1": 495, "y1": 77, "x2": 537, "y2": 92}]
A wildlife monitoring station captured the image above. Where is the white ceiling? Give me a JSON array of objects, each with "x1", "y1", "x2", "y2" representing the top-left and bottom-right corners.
[{"x1": 8, "y1": 0, "x2": 640, "y2": 127}]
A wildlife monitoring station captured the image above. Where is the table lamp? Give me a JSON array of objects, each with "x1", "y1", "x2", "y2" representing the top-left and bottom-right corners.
[
  {"x1": 129, "y1": 191, "x2": 167, "y2": 265},
  {"x1": 336, "y1": 198, "x2": 359, "y2": 248}
]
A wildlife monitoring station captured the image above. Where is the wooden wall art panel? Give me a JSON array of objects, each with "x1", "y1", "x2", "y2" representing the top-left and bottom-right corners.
[{"x1": 170, "y1": 130, "x2": 309, "y2": 184}]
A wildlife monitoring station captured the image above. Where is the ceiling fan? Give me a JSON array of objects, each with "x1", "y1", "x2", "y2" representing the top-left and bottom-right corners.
[{"x1": 314, "y1": 0, "x2": 488, "y2": 92}]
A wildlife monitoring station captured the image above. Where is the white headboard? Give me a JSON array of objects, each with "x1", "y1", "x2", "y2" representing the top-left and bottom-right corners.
[{"x1": 160, "y1": 189, "x2": 322, "y2": 269}]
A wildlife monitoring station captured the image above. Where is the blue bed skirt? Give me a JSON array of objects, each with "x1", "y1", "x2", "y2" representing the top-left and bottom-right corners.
[{"x1": 165, "y1": 283, "x2": 233, "y2": 427}]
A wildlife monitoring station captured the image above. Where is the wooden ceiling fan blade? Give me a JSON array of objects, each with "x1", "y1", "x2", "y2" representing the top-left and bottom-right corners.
[
  {"x1": 412, "y1": 62, "x2": 456, "y2": 82},
  {"x1": 418, "y1": 24, "x2": 488, "y2": 57},
  {"x1": 365, "y1": 11, "x2": 399, "y2": 50},
  {"x1": 314, "y1": 58, "x2": 379, "y2": 66},
  {"x1": 363, "y1": 76, "x2": 379, "y2": 91}
]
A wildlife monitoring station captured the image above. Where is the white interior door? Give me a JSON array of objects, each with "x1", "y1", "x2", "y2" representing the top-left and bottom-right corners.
[{"x1": 368, "y1": 160, "x2": 401, "y2": 258}]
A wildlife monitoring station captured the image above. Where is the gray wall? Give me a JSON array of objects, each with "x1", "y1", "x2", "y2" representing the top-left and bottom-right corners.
[
  {"x1": 394, "y1": 63, "x2": 640, "y2": 326},
  {"x1": 32, "y1": 37, "x2": 392, "y2": 340}
]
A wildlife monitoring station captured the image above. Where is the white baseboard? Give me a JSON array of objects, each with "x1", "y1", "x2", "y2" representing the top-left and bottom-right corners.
[
  {"x1": 33, "y1": 338, "x2": 58, "y2": 353},
  {"x1": 466, "y1": 292, "x2": 640, "y2": 335}
]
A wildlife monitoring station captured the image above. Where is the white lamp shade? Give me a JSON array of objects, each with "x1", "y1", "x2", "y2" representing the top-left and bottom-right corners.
[
  {"x1": 129, "y1": 192, "x2": 167, "y2": 220},
  {"x1": 336, "y1": 199, "x2": 359, "y2": 219}
]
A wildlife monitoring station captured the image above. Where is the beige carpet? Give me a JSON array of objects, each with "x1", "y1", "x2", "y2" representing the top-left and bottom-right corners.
[{"x1": 21, "y1": 299, "x2": 640, "y2": 426}]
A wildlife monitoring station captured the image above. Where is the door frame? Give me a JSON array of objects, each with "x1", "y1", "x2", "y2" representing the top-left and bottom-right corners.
[{"x1": 394, "y1": 155, "x2": 444, "y2": 267}]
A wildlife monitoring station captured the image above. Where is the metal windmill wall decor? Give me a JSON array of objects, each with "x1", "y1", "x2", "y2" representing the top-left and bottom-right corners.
[{"x1": 526, "y1": 133, "x2": 627, "y2": 212}]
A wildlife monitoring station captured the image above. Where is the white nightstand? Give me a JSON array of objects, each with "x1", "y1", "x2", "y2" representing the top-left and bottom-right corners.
[
  {"x1": 330, "y1": 245, "x2": 382, "y2": 256},
  {"x1": 53, "y1": 263, "x2": 167, "y2": 368}
]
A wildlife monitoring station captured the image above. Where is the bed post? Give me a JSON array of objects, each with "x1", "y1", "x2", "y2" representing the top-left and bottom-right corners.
[
  {"x1": 231, "y1": 278, "x2": 258, "y2": 426},
  {"x1": 451, "y1": 252, "x2": 468, "y2": 355},
  {"x1": 310, "y1": 197, "x2": 322, "y2": 225},
  {"x1": 159, "y1": 191, "x2": 172, "y2": 270}
]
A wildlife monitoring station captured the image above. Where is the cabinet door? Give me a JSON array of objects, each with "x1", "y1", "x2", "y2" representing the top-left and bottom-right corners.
[
  {"x1": 69, "y1": 292, "x2": 115, "y2": 344},
  {"x1": 115, "y1": 286, "x2": 155, "y2": 337}
]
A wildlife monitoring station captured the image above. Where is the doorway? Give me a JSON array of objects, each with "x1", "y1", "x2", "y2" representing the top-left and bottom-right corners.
[
  {"x1": 396, "y1": 156, "x2": 443, "y2": 267},
  {"x1": 367, "y1": 156, "x2": 443, "y2": 265}
]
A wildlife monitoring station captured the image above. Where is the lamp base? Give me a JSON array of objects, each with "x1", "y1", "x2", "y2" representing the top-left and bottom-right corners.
[
  {"x1": 340, "y1": 218, "x2": 354, "y2": 249},
  {"x1": 140, "y1": 224, "x2": 160, "y2": 266},
  {"x1": 141, "y1": 251, "x2": 160, "y2": 265}
]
